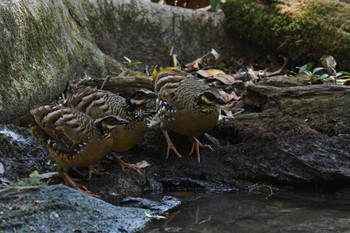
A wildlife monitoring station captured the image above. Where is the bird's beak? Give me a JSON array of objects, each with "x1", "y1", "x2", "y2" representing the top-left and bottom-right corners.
[
  {"x1": 117, "y1": 117, "x2": 129, "y2": 125},
  {"x1": 217, "y1": 96, "x2": 226, "y2": 105},
  {"x1": 147, "y1": 91, "x2": 158, "y2": 99}
]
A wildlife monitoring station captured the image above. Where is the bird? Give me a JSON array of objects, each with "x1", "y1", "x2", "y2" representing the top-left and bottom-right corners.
[
  {"x1": 68, "y1": 86, "x2": 157, "y2": 173},
  {"x1": 30, "y1": 105, "x2": 128, "y2": 195},
  {"x1": 154, "y1": 69, "x2": 225, "y2": 163}
]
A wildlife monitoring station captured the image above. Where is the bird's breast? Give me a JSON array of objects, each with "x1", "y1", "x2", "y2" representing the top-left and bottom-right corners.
[{"x1": 163, "y1": 109, "x2": 219, "y2": 137}]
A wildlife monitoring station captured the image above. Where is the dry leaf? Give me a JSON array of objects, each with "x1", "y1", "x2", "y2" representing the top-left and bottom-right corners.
[
  {"x1": 196, "y1": 69, "x2": 212, "y2": 78},
  {"x1": 29, "y1": 170, "x2": 39, "y2": 177},
  {"x1": 219, "y1": 90, "x2": 240, "y2": 112},
  {"x1": 185, "y1": 49, "x2": 220, "y2": 71},
  {"x1": 219, "y1": 90, "x2": 240, "y2": 102},
  {"x1": 0, "y1": 162, "x2": 4, "y2": 175},
  {"x1": 185, "y1": 56, "x2": 204, "y2": 70},
  {"x1": 135, "y1": 160, "x2": 150, "y2": 169},
  {"x1": 144, "y1": 211, "x2": 167, "y2": 220},
  {"x1": 263, "y1": 57, "x2": 288, "y2": 77},
  {"x1": 209, "y1": 73, "x2": 236, "y2": 85}
]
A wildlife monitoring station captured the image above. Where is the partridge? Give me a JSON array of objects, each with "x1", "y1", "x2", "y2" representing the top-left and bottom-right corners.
[
  {"x1": 30, "y1": 105, "x2": 128, "y2": 195},
  {"x1": 68, "y1": 87, "x2": 156, "y2": 173},
  {"x1": 154, "y1": 69, "x2": 225, "y2": 163}
]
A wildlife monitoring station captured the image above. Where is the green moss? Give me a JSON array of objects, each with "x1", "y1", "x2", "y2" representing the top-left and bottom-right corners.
[
  {"x1": 12, "y1": 177, "x2": 45, "y2": 187},
  {"x1": 223, "y1": 0, "x2": 350, "y2": 67},
  {"x1": 0, "y1": 0, "x2": 147, "y2": 122},
  {"x1": 223, "y1": 0, "x2": 301, "y2": 50}
]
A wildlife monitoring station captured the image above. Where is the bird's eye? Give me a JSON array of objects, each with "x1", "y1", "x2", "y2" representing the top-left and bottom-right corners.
[
  {"x1": 104, "y1": 116, "x2": 118, "y2": 125},
  {"x1": 201, "y1": 92, "x2": 218, "y2": 104}
]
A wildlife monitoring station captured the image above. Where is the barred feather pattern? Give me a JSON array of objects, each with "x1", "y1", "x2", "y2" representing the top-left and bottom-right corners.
[
  {"x1": 30, "y1": 105, "x2": 114, "y2": 168},
  {"x1": 69, "y1": 87, "x2": 147, "y2": 126},
  {"x1": 155, "y1": 70, "x2": 216, "y2": 111},
  {"x1": 69, "y1": 87, "x2": 126, "y2": 119},
  {"x1": 68, "y1": 86, "x2": 155, "y2": 152}
]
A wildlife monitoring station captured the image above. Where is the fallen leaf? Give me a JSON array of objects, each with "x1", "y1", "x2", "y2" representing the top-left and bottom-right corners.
[
  {"x1": 196, "y1": 69, "x2": 212, "y2": 78},
  {"x1": 219, "y1": 90, "x2": 240, "y2": 112},
  {"x1": 209, "y1": 73, "x2": 236, "y2": 85},
  {"x1": 135, "y1": 160, "x2": 150, "y2": 169},
  {"x1": 219, "y1": 90, "x2": 240, "y2": 102},
  {"x1": 185, "y1": 49, "x2": 220, "y2": 71},
  {"x1": 35, "y1": 172, "x2": 60, "y2": 180},
  {"x1": 29, "y1": 170, "x2": 39, "y2": 177},
  {"x1": 205, "y1": 69, "x2": 225, "y2": 76},
  {"x1": 263, "y1": 57, "x2": 288, "y2": 77},
  {"x1": 0, "y1": 162, "x2": 4, "y2": 175},
  {"x1": 185, "y1": 56, "x2": 204, "y2": 70},
  {"x1": 144, "y1": 211, "x2": 167, "y2": 220}
]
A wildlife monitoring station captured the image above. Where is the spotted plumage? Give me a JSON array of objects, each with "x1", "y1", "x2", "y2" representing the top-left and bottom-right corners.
[
  {"x1": 154, "y1": 69, "x2": 225, "y2": 162},
  {"x1": 30, "y1": 105, "x2": 128, "y2": 194},
  {"x1": 69, "y1": 86, "x2": 156, "y2": 151},
  {"x1": 68, "y1": 87, "x2": 157, "y2": 173}
]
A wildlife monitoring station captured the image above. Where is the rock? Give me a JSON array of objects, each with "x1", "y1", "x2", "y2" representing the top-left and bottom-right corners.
[
  {"x1": 121, "y1": 195, "x2": 181, "y2": 213},
  {"x1": 0, "y1": 184, "x2": 180, "y2": 232}
]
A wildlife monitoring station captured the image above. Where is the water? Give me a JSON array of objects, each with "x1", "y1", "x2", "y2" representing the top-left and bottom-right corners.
[
  {"x1": 0, "y1": 126, "x2": 33, "y2": 146},
  {"x1": 144, "y1": 191, "x2": 350, "y2": 233}
]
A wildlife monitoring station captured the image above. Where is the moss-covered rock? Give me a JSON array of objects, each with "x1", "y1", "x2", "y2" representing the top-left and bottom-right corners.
[
  {"x1": 0, "y1": 0, "x2": 124, "y2": 123},
  {"x1": 223, "y1": 0, "x2": 350, "y2": 69}
]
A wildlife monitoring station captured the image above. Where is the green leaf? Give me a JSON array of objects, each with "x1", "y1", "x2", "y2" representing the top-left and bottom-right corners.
[
  {"x1": 129, "y1": 61, "x2": 142, "y2": 66},
  {"x1": 337, "y1": 71, "x2": 350, "y2": 76},
  {"x1": 318, "y1": 74, "x2": 329, "y2": 80},
  {"x1": 312, "y1": 67, "x2": 324, "y2": 74},
  {"x1": 302, "y1": 70, "x2": 312, "y2": 76},
  {"x1": 305, "y1": 62, "x2": 315, "y2": 71},
  {"x1": 298, "y1": 64, "x2": 308, "y2": 73},
  {"x1": 123, "y1": 56, "x2": 132, "y2": 63},
  {"x1": 210, "y1": 0, "x2": 219, "y2": 10}
]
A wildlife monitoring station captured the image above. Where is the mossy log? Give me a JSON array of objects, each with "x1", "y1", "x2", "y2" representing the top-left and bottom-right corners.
[
  {"x1": 222, "y1": 0, "x2": 350, "y2": 69},
  {"x1": 213, "y1": 83, "x2": 350, "y2": 186}
]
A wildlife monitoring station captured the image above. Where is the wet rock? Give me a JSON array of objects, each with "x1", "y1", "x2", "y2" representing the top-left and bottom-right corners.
[
  {"x1": 0, "y1": 184, "x2": 180, "y2": 232},
  {"x1": 0, "y1": 125, "x2": 49, "y2": 183},
  {"x1": 121, "y1": 195, "x2": 181, "y2": 213}
]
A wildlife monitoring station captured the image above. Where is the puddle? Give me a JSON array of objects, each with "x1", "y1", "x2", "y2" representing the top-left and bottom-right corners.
[{"x1": 144, "y1": 191, "x2": 350, "y2": 233}]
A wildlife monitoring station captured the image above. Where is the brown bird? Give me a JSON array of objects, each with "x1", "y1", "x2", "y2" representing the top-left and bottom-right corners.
[
  {"x1": 68, "y1": 87, "x2": 157, "y2": 173},
  {"x1": 154, "y1": 69, "x2": 225, "y2": 163},
  {"x1": 30, "y1": 105, "x2": 128, "y2": 195}
]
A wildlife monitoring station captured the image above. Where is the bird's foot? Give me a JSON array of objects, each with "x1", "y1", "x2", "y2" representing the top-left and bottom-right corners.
[
  {"x1": 111, "y1": 153, "x2": 142, "y2": 174},
  {"x1": 87, "y1": 165, "x2": 110, "y2": 180},
  {"x1": 60, "y1": 171, "x2": 99, "y2": 197},
  {"x1": 165, "y1": 140, "x2": 183, "y2": 160},
  {"x1": 188, "y1": 137, "x2": 213, "y2": 163},
  {"x1": 162, "y1": 129, "x2": 182, "y2": 160}
]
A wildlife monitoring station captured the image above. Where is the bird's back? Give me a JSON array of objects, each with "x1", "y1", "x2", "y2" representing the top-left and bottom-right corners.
[
  {"x1": 69, "y1": 87, "x2": 127, "y2": 119},
  {"x1": 30, "y1": 105, "x2": 113, "y2": 168}
]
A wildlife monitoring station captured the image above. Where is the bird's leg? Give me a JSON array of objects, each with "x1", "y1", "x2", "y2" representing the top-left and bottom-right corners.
[
  {"x1": 188, "y1": 137, "x2": 213, "y2": 163},
  {"x1": 162, "y1": 128, "x2": 182, "y2": 160},
  {"x1": 111, "y1": 152, "x2": 142, "y2": 174},
  {"x1": 59, "y1": 171, "x2": 99, "y2": 197},
  {"x1": 87, "y1": 165, "x2": 110, "y2": 180}
]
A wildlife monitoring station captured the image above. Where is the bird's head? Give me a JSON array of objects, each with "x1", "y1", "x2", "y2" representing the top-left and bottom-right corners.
[
  {"x1": 94, "y1": 115, "x2": 128, "y2": 137},
  {"x1": 196, "y1": 89, "x2": 226, "y2": 112},
  {"x1": 127, "y1": 89, "x2": 157, "y2": 108}
]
